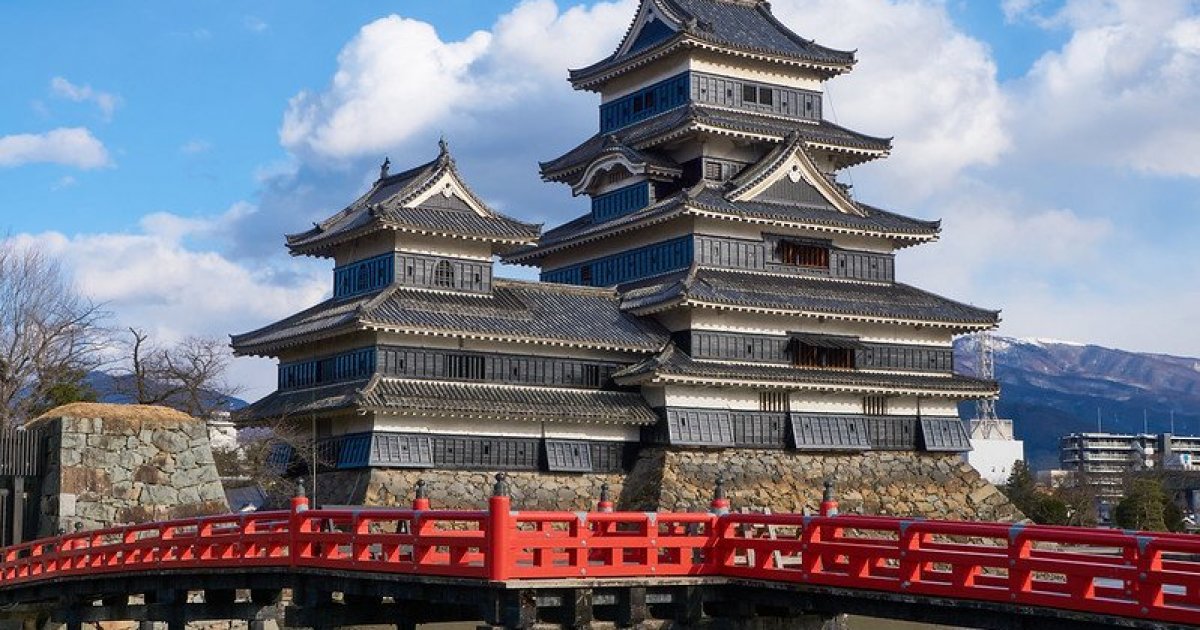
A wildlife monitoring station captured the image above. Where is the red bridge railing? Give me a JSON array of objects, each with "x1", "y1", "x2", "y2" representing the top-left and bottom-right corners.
[{"x1": 3, "y1": 479, "x2": 1199, "y2": 626}]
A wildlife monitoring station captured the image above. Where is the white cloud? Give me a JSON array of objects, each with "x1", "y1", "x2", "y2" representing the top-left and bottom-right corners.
[
  {"x1": 5, "y1": 207, "x2": 328, "y2": 398},
  {"x1": 50, "y1": 76, "x2": 121, "y2": 121},
  {"x1": 0, "y1": 127, "x2": 111, "y2": 169},
  {"x1": 279, "y1": 0, "x2": 635, "y2": 163},
  {"x1": 180, "y1": 139, "x2": 213, "y2": 155},
  {"x1": 51, "y1": 175, "x2": 77, "y2": 190},
  {"x1": 770, "y1": 0, "x2": 1010, "y2": 200},
  {"x1": 1014, "y1": 0, "x2": 1200, "y2": 176},
  {"x1": 243, "y1": 16, "x2": 269, "y2": 33}
]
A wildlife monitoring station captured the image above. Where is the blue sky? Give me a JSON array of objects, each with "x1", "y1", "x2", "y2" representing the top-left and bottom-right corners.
[{"x1": 2, "y1": 0, "x2": 1198, "y2": 398}]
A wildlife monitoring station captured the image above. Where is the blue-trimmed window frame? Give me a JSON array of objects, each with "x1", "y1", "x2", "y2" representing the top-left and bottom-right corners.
[
  {"x1": 541, "y1": 236, "x2": 693, "y2": 287},
  {"x1": 278, "y1": 347, "x2": 377, "y2": 390},
  {"x1": 600, "y1": 72, "x2": 691, "y2": 133},
  {"x1": 591, "y1": 182, "x2": 651, "y2": 223},
  {"x1": 334, "y1": 254, "x2": 394, "y2": 299}
]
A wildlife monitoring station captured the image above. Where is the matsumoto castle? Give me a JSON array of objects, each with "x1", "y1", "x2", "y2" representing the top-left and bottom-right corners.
[{"x1": 232, "y1": 0, "x2": 1002, "y2": 508}]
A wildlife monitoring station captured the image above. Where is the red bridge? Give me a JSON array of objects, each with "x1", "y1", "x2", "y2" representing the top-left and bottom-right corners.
[{"x1": 2, "y1": 477, "x2": 1198, "y2": 630}]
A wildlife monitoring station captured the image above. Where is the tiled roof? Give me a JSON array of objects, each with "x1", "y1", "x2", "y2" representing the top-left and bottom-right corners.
[
  {"x1": 361, "y1": 378, "x2": 659, "y2": 425},
  {"x1": 231, "y1": 279, "x2": 670, "y2": 356},
  {"x1": 237, "y1": 377, "x2": 660, "y2": 425},
  {"x1": 620, "y1": 267, "x2": 1000, "y2": 327},
  {"x1": 286, "y1": 144, "x2": 540, "y2": 257},
  {"x1": 687, "y1": 187, "x2": 939, "y2": 235},
  {"x1": 503, "y1": 185, "x2": 938, "y2": 264},
  {"x1": 230, "y1": 294, "x2": 374, "y2": 354},
  {"x1": 541, "y1": 105, "x2": 890, "y2": 182},
  {"x1": 570, "y1": 0, "x2": 855, "y2": 87},
  {"x1": 614, "y1": 345, "x2": 998, "y2": 396},
  {"x1": 237, "y1": 380, "x2": 367, "y2": 422}
]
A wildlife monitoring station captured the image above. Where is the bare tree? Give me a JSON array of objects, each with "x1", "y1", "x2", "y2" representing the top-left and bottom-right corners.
[
  {"x1": 0, "y1": 241, "x2": 106, "y2": 425},
  {"x1": 117, "y1": 328, "x2": 243, "y2": 417}
]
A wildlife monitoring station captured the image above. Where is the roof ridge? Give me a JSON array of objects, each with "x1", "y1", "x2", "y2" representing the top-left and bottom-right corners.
[{"x1": 494, "y1": 277, "x2": 618, "y2": 297}]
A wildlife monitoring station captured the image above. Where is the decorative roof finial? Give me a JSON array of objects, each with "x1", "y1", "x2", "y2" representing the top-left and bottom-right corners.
[
  {"x1": 438, "y1": 135, "x2": 449, "y2": 156},
  {"x1": 379, "y1": 157, "x2": 391, "y2": 180}
]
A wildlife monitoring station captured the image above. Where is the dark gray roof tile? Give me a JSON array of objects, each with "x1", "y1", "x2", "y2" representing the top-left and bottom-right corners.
[
  {"x1": 287, "y1": 146, "x2": 539, "y2": 256},
  {"x1": 361, "y1": 378, "x2": 658, "y2": 425},
  {"x1": 571, "y1": 0, "x2": 855, "y2": 86},
  {"x1": 541, "y1": 105, "x2": 889, "y2": 181},
  {"x1": 620, "y1": 267, "x2": 1000, "y2": 326},
  {"x1": 504, "y1": 186, "x2": 937, "y2": 264},
  {"x1": 232, "y1": 279, "x2": 670, "y2": 356}
]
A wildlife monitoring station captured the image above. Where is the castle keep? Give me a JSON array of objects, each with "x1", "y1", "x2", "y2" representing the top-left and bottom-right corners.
[{"x1": 232, "y1": 0, "x2": 1010, "y2": 517}]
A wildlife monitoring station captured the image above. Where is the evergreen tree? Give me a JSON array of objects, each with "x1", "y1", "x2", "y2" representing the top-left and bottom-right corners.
[{"x1": 1115, "y1": 479, "x2": 1169, "y2": 532}]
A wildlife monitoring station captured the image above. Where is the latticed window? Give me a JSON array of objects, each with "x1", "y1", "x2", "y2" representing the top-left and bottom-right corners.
[
  {"x1": 433, "y1": 260, "x2": 455, "y2": 288},
  {"x1": 445, "y1": 354, "x2": 485, "y2": 380},
  {"x1": 863, "y1": 396, "x2": 888, "y2": 416},
  {"x1": 760, "y1": 391, "x2": 790, "y2": 412},
  {"x1": 792, "y1": 342, "x2": 855, "y2": 369},
  {"x1": 779, "y1": 240, "x2": 830, "y2": 268}
]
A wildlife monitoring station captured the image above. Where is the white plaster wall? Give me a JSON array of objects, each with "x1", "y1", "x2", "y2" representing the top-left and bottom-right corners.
[
  {"x1": 967, "y1": 439, "x2": 1026, "y2": 485},
  {"x1": 685, "y1": 309, "x2": 956, "y2": 346},
  {"x1": 369, "y1": 415, "x2": 639, "y2": 441},
  {"x1": 396, "y1": 232, "x2": 494, "y2": 261}
]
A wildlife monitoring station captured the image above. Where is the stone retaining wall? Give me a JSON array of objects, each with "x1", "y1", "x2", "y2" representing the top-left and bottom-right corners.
[
  {"x1": 32, "y1": 403, "x2": 229, "y2": 535},
  {"x1": 309, "y1": 447, "x2": 1019, "y2": 521}
]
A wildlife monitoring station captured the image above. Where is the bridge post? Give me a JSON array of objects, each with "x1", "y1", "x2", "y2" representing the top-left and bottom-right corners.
[
  {"x1": 596, "y1": 482, "x2": 613, "y2": 513},
  {"x1": 819, "y1": 480, "x2": 838, "y2": 517},
  {"x1": 487, "y1": 473, "x2": 513, "y2": 582},
  {"x1": 710, "y1": 475, "x2": 730, "y2": 515},
  {"x1": 412, "y1": 479, "x2": 431, "y2": 511}
]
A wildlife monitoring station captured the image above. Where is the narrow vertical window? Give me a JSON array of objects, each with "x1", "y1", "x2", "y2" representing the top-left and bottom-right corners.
[{"x1": 863, "y1": 396, "x2": 888, "y2": 416}]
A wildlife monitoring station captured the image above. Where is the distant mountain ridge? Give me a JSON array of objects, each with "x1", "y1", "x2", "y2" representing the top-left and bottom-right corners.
[
  {"x1": 83, "y1": 371, "x2": 249, "y2": 412},
  {"x1": 954, "y1": 336, "x2": 1200, "y2": 471}
]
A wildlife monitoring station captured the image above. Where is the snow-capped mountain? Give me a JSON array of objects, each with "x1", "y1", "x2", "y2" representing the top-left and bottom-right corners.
[{"x1": 954, "y1": 336, "x2": 1200, "y2": 471}]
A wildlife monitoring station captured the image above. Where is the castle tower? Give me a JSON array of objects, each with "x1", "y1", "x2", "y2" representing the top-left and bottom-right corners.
[
  {"x1": 232, "y1": 143, "x2": 667, "y2": 502},
  {"x1": 232, "y1": 1, "x2": 1011, "y2": 517},
  {"x1": 504, "y1": 0, "x2": 1000, "y2": 454}
]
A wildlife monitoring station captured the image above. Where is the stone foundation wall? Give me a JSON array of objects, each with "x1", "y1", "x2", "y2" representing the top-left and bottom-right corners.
[
  {"x1": 33, "y1": 403, "x2": 229, "y2": 535},
  {"x1": 315, "y1": 468, "x2": 626, "y2": 511},
  {"x1": 642, "y1": 449, "x2": 1021, "y2": 521},
  {"x1": 308, "y1": 447, "x2": 1019, "y2": 521}
]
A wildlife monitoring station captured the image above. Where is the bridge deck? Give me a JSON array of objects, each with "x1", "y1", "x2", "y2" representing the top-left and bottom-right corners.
[{"x1": 1, "y1": 492, "x2": 1198, "y2": 628}]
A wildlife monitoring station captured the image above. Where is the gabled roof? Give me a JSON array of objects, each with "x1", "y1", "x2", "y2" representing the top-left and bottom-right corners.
[
  {"x1": 237, "y1": 376, "x2": 659, "y2": 425},
  {"x1": 540, "y1": 104, "x2": 890, "y2": 183},
  {"x1": 613, "y1": 344, "x2": 999, "y2": 397},
  {"x1": 286, "y1": 142, "x2": 541, "y2": 258},
  {"x1": 571, "y1": 135, "x2": 682, "y2": 195},
  {"x1": 570, "y1": 0, "x2": 855, "y2": 90},
  {"x1": 619, "y1": 267, "x2": 1000, "y2": 329},
  {"x1": 230, "y1": 278, "x2": 670, "y2": 357},
  {"x1": 503, "y1": 185, "x2": 939, "y2": 265}
]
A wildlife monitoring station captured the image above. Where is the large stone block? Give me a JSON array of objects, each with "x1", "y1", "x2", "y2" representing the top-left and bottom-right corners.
[{"x1": 31, "y1": 402, "x2": 230, "y2": 536}]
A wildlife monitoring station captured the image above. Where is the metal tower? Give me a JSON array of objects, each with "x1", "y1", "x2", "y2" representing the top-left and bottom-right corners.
[{"x1": 970, "y1": 330, "x2": 1011, "y2": 440}]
